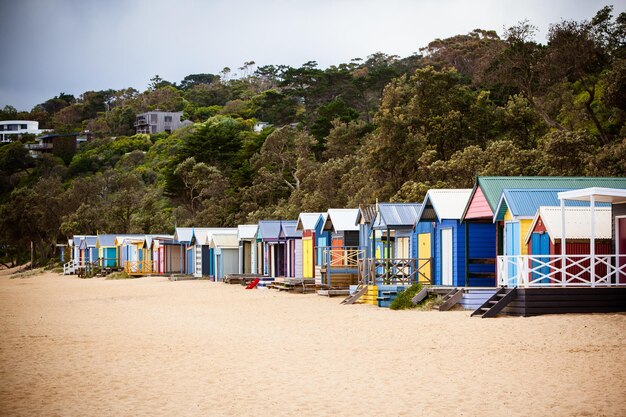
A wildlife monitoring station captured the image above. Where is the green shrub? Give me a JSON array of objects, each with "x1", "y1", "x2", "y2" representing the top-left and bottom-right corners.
[
  {"x1": 389, "y1": 283, "x2": 423, "y2": 310},
  {"x1": 106, "y1": 271, "x2": 130, "y2": 280}
]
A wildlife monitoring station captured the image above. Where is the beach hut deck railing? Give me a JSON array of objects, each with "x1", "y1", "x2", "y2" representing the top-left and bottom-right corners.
[
  {"x1": 124, "y1": 260, "x2": 159, "y2": 275},
  {"x1": 359, "y1": 257, "x2": 433, "y2": 286},
  {"x1": 497, "y1": 254, "x2": 626, "y2": 288},
  {"x1": 320, "y1": 246, "x2": 366, "y2": 269}
]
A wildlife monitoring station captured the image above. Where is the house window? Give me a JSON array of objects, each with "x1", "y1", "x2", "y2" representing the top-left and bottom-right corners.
[
  {"x1": 150, "y1": 113, "x2": 158, "y2": 123},
  {"x1": 21, "y1": 124, "x2": 27, "y2": 129},
  {"x1": 164, "y1": 116, "x2": 172, "y2": 123}
]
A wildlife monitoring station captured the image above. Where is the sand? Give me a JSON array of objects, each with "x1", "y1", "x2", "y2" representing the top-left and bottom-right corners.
[{"x1": 0, "y1": 270, "x2": 624, "y2": 417}]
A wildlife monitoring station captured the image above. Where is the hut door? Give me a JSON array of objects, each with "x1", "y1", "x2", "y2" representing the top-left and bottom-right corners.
[
  {"x1": 505, "y1": 222, "x2": 520, "y2": 281},
  {"x1": 303, "y1": 237, "x2": 313, "y2": 278},
  {"x1": 618, "y1": 217, "x2": 626, "y2": 284},
  {"x1": 531, "y1": 233, "x2": 550, "y2": 283},
  {"x1": 441, "y1": 229, "x2": 453, "y2": 286},
  {"x1": 418, "y1": 233, "x2": 432, "y2": 284}
]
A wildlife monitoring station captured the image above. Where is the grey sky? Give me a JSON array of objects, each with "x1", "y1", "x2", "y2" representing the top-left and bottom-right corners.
[{"x1": 0, "y1": 0, "x2": 623, "y2": 111}]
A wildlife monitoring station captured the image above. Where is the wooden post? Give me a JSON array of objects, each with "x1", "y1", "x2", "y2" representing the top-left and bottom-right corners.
[
  {"x1": 465, "y1": 222, "x2": 469, "y2": 287},
  {"x1": 560, "y1": 198, "x2": 566, "y2": 287},
  {"x1": 590, "y1": 195, "x2": 596, "y2": 287}
]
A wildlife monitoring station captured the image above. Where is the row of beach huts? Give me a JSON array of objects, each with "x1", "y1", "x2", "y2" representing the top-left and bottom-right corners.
[{"x1": 61, "y1": 176, "x2": 626, "y2": 317}]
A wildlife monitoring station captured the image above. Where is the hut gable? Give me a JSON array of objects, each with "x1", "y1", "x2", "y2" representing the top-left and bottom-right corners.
[
  {"x1": 525, "y1": 207, "x2": 612, "y2": 244},
  {"x1": 417, "y1": 189, "x2": 472, "y2": 223},
  {"x1": 373, "y1": 203, "x2": 421, "y2": 230},
  {"x1": 295, "y1": 213, "x2": 324, "y2": 231},
  {"x1": 237, "y1": 225, "x2": 258, "y2": 240},
  {"x1": 257, "y1": 221, "x2": 282, "y2": 241},
  {"x1": 323, "y1": 209, "x2": 360, "y2": 232},
  {"x1": 463, "y1": 177, "x2": 626, "y2": 221}
]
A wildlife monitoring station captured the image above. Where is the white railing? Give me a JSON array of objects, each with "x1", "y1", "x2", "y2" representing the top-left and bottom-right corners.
[{"x1": 497, "y1": 254, "x2": 626, "y2": 288}]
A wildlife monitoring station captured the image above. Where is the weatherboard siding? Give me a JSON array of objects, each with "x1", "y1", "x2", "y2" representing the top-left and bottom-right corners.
[
  {"x1": 434, "y1": 220, "x2": 466, "y2": 286},
  {"x1": 467, "y1": 222, "x2": 497, "y2": 287},
  {"x1": 465, "y1": 187, "x2": 492, "y2": 219}
]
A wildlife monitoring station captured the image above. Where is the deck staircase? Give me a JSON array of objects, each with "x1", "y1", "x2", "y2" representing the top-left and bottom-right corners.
[
  {"x1": 341, "y1": 285, "x2": 367, "y2": 305},
  {"x1": 411, "y1": 286, "x2": 429, "y2": 305},
  {"x1": 63, "y1": 260, "x2": 78, "y2": 275},
  {"x1": 471, "y1": 287, "x2": 518, "y2": 318},
  {"x1": 434, "y1": 288, "x2": 464, "y2": 311}
]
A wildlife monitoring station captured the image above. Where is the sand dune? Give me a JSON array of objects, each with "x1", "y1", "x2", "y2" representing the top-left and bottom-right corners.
[{"x1": 0, "y1": 272, "x2": 624, "y2": 416}]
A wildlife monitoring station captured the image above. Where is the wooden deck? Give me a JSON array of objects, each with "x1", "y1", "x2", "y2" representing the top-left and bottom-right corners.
[{"x1": 500, "y1": 287, "x2": 626, "y2": 316}]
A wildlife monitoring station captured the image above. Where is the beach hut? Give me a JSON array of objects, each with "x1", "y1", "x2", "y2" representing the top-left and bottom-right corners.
[
  {"x1": 295, "y1": 213, "x2": 327, "y2": 280},
  {"x1": 147, "y1": 235, "x2": 174, "y2": 274},
  {"x1": 492, "y1": 189, "x2": 610, "y2": 277},
  {"x1": 173, "y1": 228, "x2": 195, "y2": 275},
  {"x1": 96, "y1": 234, "x2": 118, "y2": 268},
  {"x1": 415, "y1": 189, "x2": 472, "y2": 286},
  {"x1": 210, "y1": 233, "x2": 240, "y2": 281},
  {"x1": 189, "y1": 228, "x2": 238, "y2": 279},
  {"x1": 115, "y1": 235, "x2": 147, "y2": 274},
  {"x1": 256, "y1": 221, "x2": 282, "y2": 277},
  {"x1": 319, "y1": 209, "x2": 362, "y2": 289},
  {"x1": 280, "y1": 220, "x2": 302, "y2": 278},
  {"x1": 161, "y1": 237, "x2": 186, "y2": 275},
  {"x1": 526, "y1": 206, "x2": 612, "y2": 256},
  {"x1": 461, "y1": 177, "x2": 626, "y2": 286},
  {"x1": 77, "y1": 236, "x2": 98, "y2": 265},
  {"x1": 238, "y1": 225, "x2": 258, "y2": 274}
]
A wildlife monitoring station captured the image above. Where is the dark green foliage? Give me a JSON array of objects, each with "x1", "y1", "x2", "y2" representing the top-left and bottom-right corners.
[{"x1": 389, "y1": 284, "x2": 423, "y2": 310}]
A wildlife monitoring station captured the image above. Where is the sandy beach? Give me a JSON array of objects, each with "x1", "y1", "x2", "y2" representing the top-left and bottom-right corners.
[{"x1": 0, "y1": 270, "x2": 624, "y2": 417}]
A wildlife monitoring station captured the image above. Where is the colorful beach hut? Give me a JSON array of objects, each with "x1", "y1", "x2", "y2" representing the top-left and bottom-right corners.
[
  {"x1": 238, "y1": 225, "x2": 258, "y2": 274},
  {"x1": 280, "y1": 220, "x2": 302, "y2": 278},
  {"x1": 493, "y1": 189, "x2": 610, "y2": 276},
  {"x1": 415, "y1": 189, "x2": 472, "y2": 286},
  {"x1": 210, "y1": 233, "x2": 240, "y2": 281},
  {"x1": 256, "y1": 221, "x2": 282, "y2": 277},
  {"x1": 295, "y1": 213, "x2": 327, "y2": 280},
  {"x1": 188, "y1": 228, "x2": 238, "y2": 279},
  {"x1": 115, "y1": 235, "x2": 147, "y2": 274},
  {"x1": 526, "y1": 206, "x2": 612, "y2": 259},
  {"x1": 96, "y1": 234, "x2": 118, "y2": 268},
  {"x1": 319, "y1": 209, "x2": 361, "y2": 288},
  {"x1": 462, "y1": 177, "x2": 626, "y2": 286}
]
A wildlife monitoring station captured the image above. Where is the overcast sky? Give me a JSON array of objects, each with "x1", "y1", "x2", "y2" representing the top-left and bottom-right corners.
[{"x1": 0, "y1": 0, "x2": 623, "y2": 111}]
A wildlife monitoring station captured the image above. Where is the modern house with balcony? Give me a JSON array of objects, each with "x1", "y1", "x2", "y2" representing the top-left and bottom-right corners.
[
  {"x1": 134, "y1": 111, "x2": 191, "y2": 134},
  {"x1": 0, "y1": 120, "x2": 45, "y2": 142}
]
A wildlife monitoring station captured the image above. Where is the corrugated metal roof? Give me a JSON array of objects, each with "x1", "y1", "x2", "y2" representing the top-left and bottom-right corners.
[
  {"x1": 144, "y1": 234, "x2": 174, "y2": 248},
  {"x1": 323, "y1": 209, "x2": 360, "y2": 232},
  {"x1": 295, "y1": 213, "x2": 324, "y2": 231},
  {"x1": 174, "y1": 227, "x2": 194, "y2": 243},
  {"x1": 257, "y1": 220, "x2": 282, "y2": 240},
  {"x1": 373, "y1": 203, "x2": 422, "y2": 230},
  {"x1": 525, "y1": 206, "x2": 612, "y2": 243},
  {"x1": 210, "y1": 233, "x2": 239, "y2": 248},
  {"x1": 238, "y1": 225, "x2": 258, "y2": 240},
  {"x1": 477, "y1": 177, "x2": 626, "y2": 213},
  {"x1": 356, "y1": 204, "x2": 376, "y2": 224},
  {"x1": 96, "y1": 234, "x2": 117, "y2": 247},
  {"x1": 114, "y1": 234, "x2": 145, "y2": 246},
  {"x1": 280, "y1": 221, "x2": 302, "y2": 238},
  {"x1": 418, "y1": 189, "x2": 472, "y2": 221},
  {"x1": 493, "y1": 189, "x2": 611, "y2": 221},
  {"x1": 193, "y1": 228, "x2": 237, "y2": 245}
]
